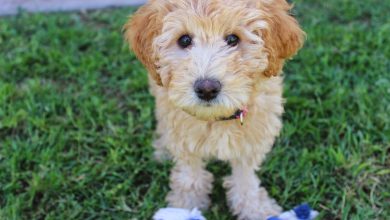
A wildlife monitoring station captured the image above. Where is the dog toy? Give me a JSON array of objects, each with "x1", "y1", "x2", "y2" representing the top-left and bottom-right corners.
[
  {"x1": 153, "y1": 208, "x2": 205, "y2": 220},
  {"x1": 267, "y1": 204, "x2": 319, "y2": 220},
  {"x1": 153, "y1": 204, "x2": 318, "y2": 220}
]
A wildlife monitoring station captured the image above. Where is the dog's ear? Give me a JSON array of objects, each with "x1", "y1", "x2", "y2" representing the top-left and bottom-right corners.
[
  {"x1": 123, "y1": 2, "x2": 167, "y2": 86},
  {"x1": 261, "y1": 0, "x2": 305, "y2": 77}
]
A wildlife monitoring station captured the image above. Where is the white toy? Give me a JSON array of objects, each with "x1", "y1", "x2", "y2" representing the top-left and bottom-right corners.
[
  {"x1": 153, "y1": 204, "x2": 318, "y2": 220},
  {"x1": 153, "y1": 208, "x2": 206, "y2": 220}
]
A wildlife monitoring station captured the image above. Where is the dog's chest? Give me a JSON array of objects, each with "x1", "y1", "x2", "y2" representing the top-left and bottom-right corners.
[{"x1": 165, "y1": 111, "x2": 281, "y2": 162}]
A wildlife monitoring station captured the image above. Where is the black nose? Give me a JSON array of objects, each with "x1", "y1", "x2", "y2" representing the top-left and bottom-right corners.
[{"x1": 194, "y1": 78, "x2": 222, "y2": 101}]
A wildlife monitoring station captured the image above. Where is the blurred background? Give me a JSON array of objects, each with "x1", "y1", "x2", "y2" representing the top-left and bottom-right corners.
[
  {"x1": 0, "y1": 0, "x2": 145, "y2": 15},
  {"x1": 0, "y1": 0, "x2": 389, "y2": 219}
]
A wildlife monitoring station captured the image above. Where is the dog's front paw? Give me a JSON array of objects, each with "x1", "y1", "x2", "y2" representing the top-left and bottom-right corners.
[
  {"x1": 225, "y1": 177, "x2": 282, "y2": 220},
  {"x1": 166, "y1": 189, "x2": 211, "y2": 210},
  {"x1": 232, "y1": 192, "x2": 281, "y2": 220},
  {"x1": 235, "y1": 199, "x2": 281, "y2": 220}
]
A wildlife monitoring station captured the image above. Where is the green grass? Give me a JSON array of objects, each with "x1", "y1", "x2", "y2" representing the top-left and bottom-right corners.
[{"x1": 0, "y1": 0, "x2": 389, "y2": 219}]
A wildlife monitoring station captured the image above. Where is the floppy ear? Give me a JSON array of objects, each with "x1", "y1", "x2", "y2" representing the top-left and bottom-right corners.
[
  {"x1": 261, "y1": 0, "x2": 305, "y2": 77},
  {"x1": 123, "y1": 2, "x2": 166, "y2": 86}
]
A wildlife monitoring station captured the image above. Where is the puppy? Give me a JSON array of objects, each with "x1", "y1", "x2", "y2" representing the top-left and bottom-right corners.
[{"x1": 124, "y1": 0, "x2": 304, "y2": 219}]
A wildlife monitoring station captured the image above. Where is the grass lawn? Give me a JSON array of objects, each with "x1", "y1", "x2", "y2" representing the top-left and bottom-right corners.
[{"x1": 0, "y1": 0, "x2": 389, "y2": 219}]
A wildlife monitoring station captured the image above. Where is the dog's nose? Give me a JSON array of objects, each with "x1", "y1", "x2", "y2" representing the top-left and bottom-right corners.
[{"x1": 194, "y1": 78, "x2": 221, "y2": 101}]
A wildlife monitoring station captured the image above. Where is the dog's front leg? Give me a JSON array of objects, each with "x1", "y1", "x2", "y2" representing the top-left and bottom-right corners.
[
  {"x1": 224, "y1": 160, "x2": 282, "y2": 220},
  {"x1": 166, "y1": 157, "x2": 213, "y2": 210}
]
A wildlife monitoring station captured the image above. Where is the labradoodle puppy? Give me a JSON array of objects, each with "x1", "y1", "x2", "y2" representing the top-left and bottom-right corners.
[{"x1": 124, "y1": 0, "x2": 304, "y2": 219}]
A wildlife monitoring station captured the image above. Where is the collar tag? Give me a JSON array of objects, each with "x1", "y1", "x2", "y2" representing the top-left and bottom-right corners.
[
  {"x1": 236, "y1": 106, "x2": 248, "y2": 126},
  {"x1": 240, "y1": 111, "x2": 244, "y2": 125},
  {"x1": 218, "y1": 106, "x2": 248, "y2": 125}
]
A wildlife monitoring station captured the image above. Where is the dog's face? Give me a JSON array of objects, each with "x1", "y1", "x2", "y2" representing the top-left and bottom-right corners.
[{"x1": 125, "y1": 0, "x2": 304, "y2": 121}]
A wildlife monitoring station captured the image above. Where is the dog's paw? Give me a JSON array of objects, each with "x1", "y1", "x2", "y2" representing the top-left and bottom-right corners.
[
  {"x1": 166, "y1": 167, "x2": 213, "y2": 210},
  {"x1": 228, "y1": 186, "x2": 282, "y2": 220},
  {"x1": 166, "y1": 190, "x2": 211, "y2": 210},
  {"x1": 235, "y1": 200, "x2": 281, "y2": 220}
]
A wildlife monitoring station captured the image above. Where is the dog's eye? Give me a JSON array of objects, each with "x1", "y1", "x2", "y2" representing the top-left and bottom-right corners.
[
  {"x1": 225, "y1": 34, "x2": 240, "y2": 47},
  {"x1": 178, "y1": 35, "x2": 192, "y2": 48}
]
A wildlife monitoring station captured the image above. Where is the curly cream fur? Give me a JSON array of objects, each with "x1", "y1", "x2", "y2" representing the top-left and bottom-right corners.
[{"x1": 124, "y1": 0, "x2": 304, "y2": 219}]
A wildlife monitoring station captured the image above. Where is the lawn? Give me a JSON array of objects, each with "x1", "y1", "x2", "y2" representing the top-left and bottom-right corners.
[{"x1": 0, "y1": 0, "x2": 389, "y2": 219}]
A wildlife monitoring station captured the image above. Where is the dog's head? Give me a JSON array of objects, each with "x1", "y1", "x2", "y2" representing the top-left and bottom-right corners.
[{"x1": 124, "y1": 0, "x2": 304, "y2": 121}]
